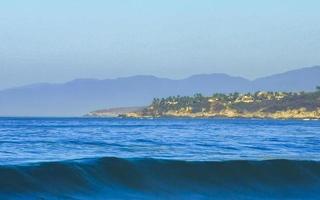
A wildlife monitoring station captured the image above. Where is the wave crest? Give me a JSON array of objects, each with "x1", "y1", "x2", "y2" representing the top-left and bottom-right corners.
[{"x1": 1, "y1": 157, "x2": 320, "y2": 199}]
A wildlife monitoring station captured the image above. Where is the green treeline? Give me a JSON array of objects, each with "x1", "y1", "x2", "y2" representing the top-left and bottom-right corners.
[{"x1": 138, "y1": 87, "x2": 320, "y2": 117}]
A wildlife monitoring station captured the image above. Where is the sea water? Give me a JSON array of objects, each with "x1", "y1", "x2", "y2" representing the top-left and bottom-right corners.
[{"x1": 0, "y1": 117, "x2": 319, "y2": 199}]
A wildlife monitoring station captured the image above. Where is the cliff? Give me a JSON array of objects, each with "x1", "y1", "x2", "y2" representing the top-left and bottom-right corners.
[{"x1": 122, "y1": 90, "x2": 320, "y2": 119}]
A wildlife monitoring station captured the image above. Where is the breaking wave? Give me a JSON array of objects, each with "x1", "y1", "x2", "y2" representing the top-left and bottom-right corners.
[{"x1": 0, "y1": 157, "x2": 320, "y2": 199}]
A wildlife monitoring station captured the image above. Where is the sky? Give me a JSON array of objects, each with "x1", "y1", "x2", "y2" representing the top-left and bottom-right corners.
[{"x1": 0, "y1": 0, "x2": 319, "y2": 89}]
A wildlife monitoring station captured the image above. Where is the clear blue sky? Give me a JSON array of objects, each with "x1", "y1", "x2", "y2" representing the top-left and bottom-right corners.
[{"x1": 0, "y1": 0, "x2": 319, "y2": 89}]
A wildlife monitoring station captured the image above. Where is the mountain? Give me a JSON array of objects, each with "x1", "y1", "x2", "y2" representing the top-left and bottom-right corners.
[
  {"x1": 0, "y1": 66, "x2": 319, "y2": 116},
  {"x1": 253, "y1": 66, "x2": 320, "y2": 91}
]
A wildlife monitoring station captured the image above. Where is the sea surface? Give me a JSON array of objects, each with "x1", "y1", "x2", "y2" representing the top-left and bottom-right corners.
[{"x1": 0, "y1": 117, "x2": 319, "y2": 199}]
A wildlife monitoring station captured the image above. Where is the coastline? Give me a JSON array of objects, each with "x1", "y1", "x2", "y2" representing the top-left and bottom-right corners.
[
  {"x1": 120, "y1": 108, "x2": 320, "y2": 120},
  {"x1": 116, "y1": 91, "x2": 320, "y2": 120},
  {"x1": 87, "y1": 90, "x2": 320, "y2": 120},
  {"x1": 118, "y1": 114, "x2": 320, "y2": 121}
]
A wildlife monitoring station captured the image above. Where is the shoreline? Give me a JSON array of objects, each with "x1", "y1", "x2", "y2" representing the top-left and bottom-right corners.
[{"x1": 117, "y1": 115, "x2": 320, "y2": 121}]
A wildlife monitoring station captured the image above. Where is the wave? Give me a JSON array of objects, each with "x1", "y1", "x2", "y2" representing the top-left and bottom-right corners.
[{"x1": 0, "y1": 157, "x2": 320, "y2": 199}]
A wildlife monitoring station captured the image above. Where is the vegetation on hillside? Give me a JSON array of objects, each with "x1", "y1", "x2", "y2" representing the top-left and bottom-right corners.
[{"x1": 124, "y1": 87, "x2": 320, "y2": 119}]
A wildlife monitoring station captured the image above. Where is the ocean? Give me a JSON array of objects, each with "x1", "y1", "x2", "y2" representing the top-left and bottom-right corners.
[{"x1": 0, "y1": 117, "x2": 319, "y2": 199}]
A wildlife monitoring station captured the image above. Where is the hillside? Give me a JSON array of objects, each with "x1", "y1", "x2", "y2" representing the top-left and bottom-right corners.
[
  {"x1": 0, "y1": 66, "x2": 320, "y2": 116},
  {"x1": 86, "y1": 107, "x2": 145, "y2": 117},
  {"x1": 122, "y1": 89, "x2": 320, "y2": 119}
]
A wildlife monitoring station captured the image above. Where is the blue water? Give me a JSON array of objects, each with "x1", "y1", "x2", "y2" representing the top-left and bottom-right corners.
[{"x1": 0, "y1": 117, "x2": 319, "y2": 199}]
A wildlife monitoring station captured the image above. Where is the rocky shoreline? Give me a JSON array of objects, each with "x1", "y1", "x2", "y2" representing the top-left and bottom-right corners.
[
  {"x1": 122, "y1": 108, "x2": 320, "y2": 120},
  {"x1": 89, "y1": 90, "x2": 320, "y2": 120},
  {"x1": 121, "y1": 90, "x2": 320, "y2": 120}
]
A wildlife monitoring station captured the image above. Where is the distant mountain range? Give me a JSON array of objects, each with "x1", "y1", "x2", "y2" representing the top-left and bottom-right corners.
[{"x1": 0, "y1": 66, "x2": 320, "y2": 116}]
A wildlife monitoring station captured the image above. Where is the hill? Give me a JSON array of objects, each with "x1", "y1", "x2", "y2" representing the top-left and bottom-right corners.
[
  {"x1": 85, "y1": 107, "x2": 145, "y2": 117},
  {"x1": 122, "y1": 90, "x2": 320, "y2": 119},
  {"x1": 0, "y1": 66, "x2": 320, "y2": 116}
]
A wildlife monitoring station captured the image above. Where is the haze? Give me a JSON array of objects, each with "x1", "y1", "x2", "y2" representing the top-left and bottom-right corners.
[{"x1": 0, "y1": 0, "x2": 319, "y2": 89}]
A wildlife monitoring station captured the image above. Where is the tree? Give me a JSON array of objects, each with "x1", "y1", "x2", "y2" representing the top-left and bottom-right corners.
[
  {"x1": 194, "y1": 93, "x2": 203, "y2": 99},
  {"x1": 316, "y1": 86, "x2": 320, "y2": 91}
]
